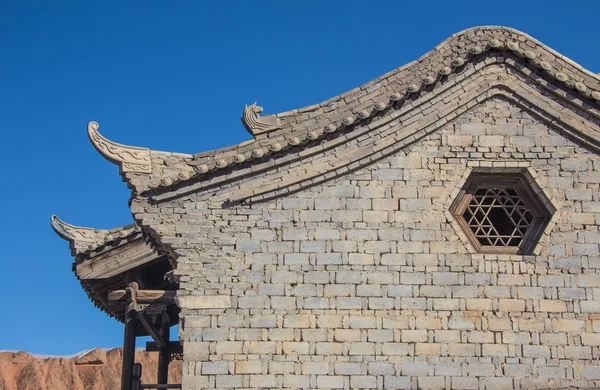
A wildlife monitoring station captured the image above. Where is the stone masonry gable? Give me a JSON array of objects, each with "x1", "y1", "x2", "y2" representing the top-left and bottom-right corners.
[
  {"x1": 81, "y1": 27, "x2": 600, "y2": 389},
  {"x1": 86, "y1": 26, "x2": 600, "y2": 200},
  {"x1": 130, "y1": 93, "x2": 600, "y2": 389},
  {"x1": 135, "y1": 95, "x2": 598, "y2": 285}
]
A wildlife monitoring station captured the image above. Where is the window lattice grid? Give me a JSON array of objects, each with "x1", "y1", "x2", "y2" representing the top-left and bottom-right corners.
[{"x1": 462, "y1": 187, "x2": 534, "y2": 247}]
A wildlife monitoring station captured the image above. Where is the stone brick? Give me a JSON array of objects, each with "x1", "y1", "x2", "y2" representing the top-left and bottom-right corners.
[
  {"x1": 482, "y1": 344, "x2": 508, "y2": 357},
  {"x1": 317, "y1": 315, "x2": 343, "y2": 328},
  {"x1": 435, "y1": 363, "x2": 461, "y2": 376},
  {"x1": 523, "y1": 345, "x2": 551, "y2": 358},
  {"x1": 283, "y1": 375, "x2": 310, "y2": 389},
  {"x1": 539, "y1": 300, "x2": 567, "y2": 312},
  {"x1": 452, "y1": 377, "x2": 479, "y2": 390},
  {"x1": 448, "y1": 343, "x2": 475, "y2": 357},
  {"x1": 347, "y1": 316, "x2": 375, "y2": 329},
  {"x1": 484, "y1": 377, "x2": 514, "y2": 390},
  {"x1": 271, "y1": 297, "x2": 297, "y2": 309},
  {"x1": 317, "y1": 376, "x2": 344, "y2": 388},
  {"x1": 349, "y1": 253, "x2": 374, "y2": 265},
  {"x1": 468, "y1": 331, "x2": 495, "y2": 343},
  {"x1": 368, "y1": 362, "x2": 395, "y2": 375},
  {"x1": 504, "y1": 364, "x2": 531, "y2": 377},
  {"x1": 250, "y1": 375, "x2": 278, "y2": 388},
  {"x1": 215, "y1": 341, "x2": 243, "y2": 355},
  {"x1": 351, "y1": 376, "x2": 377, "y2": 388},
  {"x1": 382, "y1": 342, "x2": 409, "y2": 355},
  {"x1": 334, "y1": 329, "x2": 361, "y2": 342},
  {"x1": 401, "y1": 362, "x2": 429, "y2": 376},
  {"x1": 335, "y1": 363, "x2": 362, "y2": 375},
  {"x1": 202, "y1": 362, "x2": 230, "y2": 375},
  {"x1": 499, "y1": 299, "x2": 525, "y2": 312},
  {"x1": 302, "y1": 362, "x2": 329, "y2": 375},
  {"x1": 551, "y1": 319, "x2": 585, "y2": 332},
  {"x1": 282, "y1": 342, "x2": 309, "y2": 355},
  {"x1": 418, "y1": 376, "x2": 445, "y2": 390},
  {"x1": 337, "y1": 297, "x2": 363, "y2": 309},
  {"x1": 235, "y1": 361, "x2": 262, "y2": 374},
  {"x1": 368, "y1": 329, "x2": 394, "y2": 342},
  {"x1": 384, "y1": 376, "x2": 412, "y2": 389},
  {"x1": 215, "y1": 375, "x2": 242, "y2": 389},
  {"x1": 402, "y1": 329, "x2": 428, "y2": 342},
  {"x1": 466, "y1": 298, "x2": 492, "y2": 310},
  {"x1": 349, "y1": 342, "x2": 375, "y2": 355}
]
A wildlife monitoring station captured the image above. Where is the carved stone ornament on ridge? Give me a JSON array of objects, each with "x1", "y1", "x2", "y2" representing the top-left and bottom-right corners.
[
  {"x1": 241, "y1": 103, "x2": 282, "y2": 136},
  {"x1": 50, "y1": 215, "x2": 103, "y2": 251},
  {"x1": 87, "y1": 121, "x2": 152, "y2": 173}
]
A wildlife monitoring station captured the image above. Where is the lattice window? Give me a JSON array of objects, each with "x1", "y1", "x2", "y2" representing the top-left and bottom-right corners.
[
  {"x1": 463, "y1": 188, "x2": 534, "y2": 247},
  {"x1": 450, "y1": 172, "x2": 552, "y2": 255}
]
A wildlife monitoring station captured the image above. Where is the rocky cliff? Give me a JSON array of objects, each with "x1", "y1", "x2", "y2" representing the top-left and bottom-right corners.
[{"x1": 0, "y1": 348, "x2": 181, "y2": 390}]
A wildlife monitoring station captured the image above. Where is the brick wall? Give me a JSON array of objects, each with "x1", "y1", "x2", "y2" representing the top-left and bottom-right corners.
[{"x1": 134, "y1": 95, "x2": 600, "y2": 389}]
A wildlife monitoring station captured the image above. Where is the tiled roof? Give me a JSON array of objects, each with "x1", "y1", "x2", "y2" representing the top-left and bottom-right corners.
[{"x1": 84, "y1": 26, "x2": 600, "y2": 198}]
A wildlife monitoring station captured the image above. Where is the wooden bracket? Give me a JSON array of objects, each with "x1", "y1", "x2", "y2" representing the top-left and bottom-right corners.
[
  {"x1": 139, "y1": 313, "x2": 166, "y2": 349},
  {"x1": 108, "y1": 289, "x2": 176, "y2": 304}
]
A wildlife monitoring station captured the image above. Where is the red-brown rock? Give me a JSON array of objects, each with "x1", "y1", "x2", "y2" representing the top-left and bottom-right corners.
[{"x1": 0, "y1": 348, "x2": 182, "y2": 390}]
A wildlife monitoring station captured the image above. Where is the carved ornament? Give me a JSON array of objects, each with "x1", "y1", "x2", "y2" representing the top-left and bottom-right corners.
[
  {"x1": 51, "y1": 215, "x2": 98, "y2": 243},
  {"x1": 87, "y1": 121, "x2": 152, "y2": 173},
  {"x1": 241, "y1": 103, "x2": 282, "y2": 136}
]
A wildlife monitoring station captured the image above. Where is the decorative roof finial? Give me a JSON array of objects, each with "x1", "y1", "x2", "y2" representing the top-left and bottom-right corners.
[
  {"x1": 51, "y1": 215, "x2": 142, "y2": 254},
  {"x1": 241, "y1": 103, "x2": 281, "y2": 136},
  {"x1": 51, "y1": 215, "x2": 104, "y2": 253},
  {"x1": 51, "y1": 215, "x2": 97, "y2": 242},
  {"x1": 87, "y1": 121, "x2": 152, "y2": 173}
]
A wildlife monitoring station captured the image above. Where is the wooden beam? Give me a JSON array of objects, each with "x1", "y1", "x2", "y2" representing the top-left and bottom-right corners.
[
  {"x1": 139, "y1": 314, "x2": 165, "y2": 349},
  {"x1": 146, "y1": 341, "x2": 182, "y2": 354},
  {"x1": 109, "y1": 290, "x2": 176, "y2": 304},
  {"x1": 76, "y1": 239, "x2": 160, "y2": 280},
  {"x1": 121, "y1": 282, "x2": 138, "y2": 390},
  {"x1": 157, "y1": 312, "x2": 170, "y2": 385}
]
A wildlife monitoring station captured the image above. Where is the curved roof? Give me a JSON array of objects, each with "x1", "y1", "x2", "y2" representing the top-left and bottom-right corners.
[
  {"x1": 51, "y1": 216, "x2": 178, "y2": 329},
  {"x1": 51, "y1": 215, "x2": 141, "y2": 257},
  {"x1": 84, "y1": 26, "x2": 600, "y2": 200}
]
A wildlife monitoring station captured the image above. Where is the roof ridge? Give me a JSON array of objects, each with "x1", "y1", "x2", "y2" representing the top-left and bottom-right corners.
[{"x1": 85, "y1": 26, "x2": 600, "y2": 194}]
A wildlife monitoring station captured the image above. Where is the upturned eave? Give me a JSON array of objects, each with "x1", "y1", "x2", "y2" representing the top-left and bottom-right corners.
[{"x1": 84, "y1": 26, "x2": 600, "y2": 197}]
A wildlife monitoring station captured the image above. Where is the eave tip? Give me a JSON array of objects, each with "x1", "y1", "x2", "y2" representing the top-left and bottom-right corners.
[{"x1": 86, "y1": 121, "x2": 152, "y2": 174}]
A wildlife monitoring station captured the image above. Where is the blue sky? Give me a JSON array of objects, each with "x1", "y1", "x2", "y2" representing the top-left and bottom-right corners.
[{"x1": 1, "y1": 1, "x2": 599, "y2": 355}]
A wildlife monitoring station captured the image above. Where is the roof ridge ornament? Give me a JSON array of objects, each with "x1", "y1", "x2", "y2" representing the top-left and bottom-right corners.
[
  {"x1": 51, "y1": 215, "x2": 142, "y2": 253},
  {"x1": 51, "y1": 215, "x2": 100, "y2": 243},
  {"x1": 241, "y1": 103, "x2": 282, "y2": 136},
  {"x1": 51, "y1": 215, "x2": 105, "y2": 253},
  {"x1": 87, "y1": 121, "x2": 152, "y2": 173}
]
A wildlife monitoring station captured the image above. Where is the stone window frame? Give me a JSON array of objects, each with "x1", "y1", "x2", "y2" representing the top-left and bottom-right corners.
[{"x1": 444, "y1": 164, "x2": 559, "y2": 257}]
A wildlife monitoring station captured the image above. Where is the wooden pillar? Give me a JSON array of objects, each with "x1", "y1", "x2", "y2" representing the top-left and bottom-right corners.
[
  {"x1": 132, "y1": 363, "x2": 142, "y2": 390},
  {"x1": 157, "y1": 311, "x2": 171, "y2": 384},
  {"x1": 121, "y1": 282, "x2": 139, "y2": 390}
]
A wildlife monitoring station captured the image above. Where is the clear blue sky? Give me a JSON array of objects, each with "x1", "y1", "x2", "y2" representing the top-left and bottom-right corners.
[{"x1": 1, "y1": 1, "x2": 598, "y2": 355}]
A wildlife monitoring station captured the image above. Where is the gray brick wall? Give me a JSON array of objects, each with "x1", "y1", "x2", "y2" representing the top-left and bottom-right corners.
[{"x1": 134, "y1": 93, "x2": 600, "y2": 388}]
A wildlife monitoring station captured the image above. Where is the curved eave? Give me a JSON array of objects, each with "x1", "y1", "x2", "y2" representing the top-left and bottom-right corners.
[
  {"x1": 51, "y1": 215, "x2": 141, "y2": 257},
  {"x1": 51, "y1": 216, "x2": 178, "y2": 328},
  {"x1": 112, "y1": 26, "x2": 600, "y2": 195},
  {"x1": 84, "y1": 27, "x2": 598, "y2": 197},
  {"x1": 78, "y1": 253, "x2": 179, "y2": 331},
  {"x1": 86, "y1": 121, "x2": 194, "y2": 177}
]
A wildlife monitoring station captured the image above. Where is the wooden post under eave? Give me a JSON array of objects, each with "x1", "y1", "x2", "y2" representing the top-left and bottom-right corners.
[
  {"x1": 121, "y1": 282, "x2": 139, "y2": 390},
  {"x1": 157, "y1": 311, "x2": 170, "y2": 384}
]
